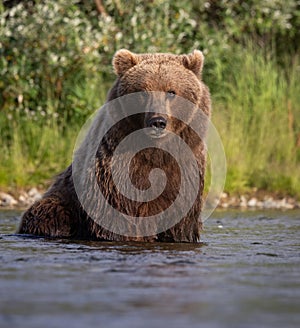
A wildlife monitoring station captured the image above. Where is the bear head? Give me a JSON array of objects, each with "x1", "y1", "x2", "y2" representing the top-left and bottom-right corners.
[{"x1": 107, "y1": 49, "x2": 211, "y2": 141}]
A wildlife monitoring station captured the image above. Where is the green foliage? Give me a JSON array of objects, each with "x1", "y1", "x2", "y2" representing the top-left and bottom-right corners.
[
  {"x1": 192, "y1": 0, "x2": 299, "y2": 47},
  {"x1": 0, "y1": 0, "x2": 299, "y2": 196},
  {"x1": 0, "y1": 0, "x2": 105, "y2": 123}
]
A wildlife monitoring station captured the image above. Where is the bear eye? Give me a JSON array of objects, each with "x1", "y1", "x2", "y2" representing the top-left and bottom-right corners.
[{"x1": 167, "y1": 90, "x2": 176, "y2": 99}]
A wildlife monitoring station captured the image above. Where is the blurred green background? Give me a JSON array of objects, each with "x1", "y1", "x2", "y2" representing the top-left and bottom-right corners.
[{"x1": 0, "y1": 0, "x2": 299, "y2": 197}]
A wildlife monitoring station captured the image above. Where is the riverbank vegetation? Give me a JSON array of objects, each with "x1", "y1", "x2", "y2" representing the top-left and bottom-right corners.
[{"x1": 0, "y1": 0, "x2": 299, "y2": 197}]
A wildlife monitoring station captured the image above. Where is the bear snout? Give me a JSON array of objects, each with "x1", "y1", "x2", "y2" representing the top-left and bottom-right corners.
[
  {"x1": 144, "y1": 115, "x2": 168, "y2": 138},
  {"x1": 147, "y1": 116, "x2": 167, "y2": 130}
]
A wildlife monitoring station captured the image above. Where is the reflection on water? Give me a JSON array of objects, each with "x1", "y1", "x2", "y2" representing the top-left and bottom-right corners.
[{"x1": 1, "y1": 209, "x2": 300, "y2": 328}]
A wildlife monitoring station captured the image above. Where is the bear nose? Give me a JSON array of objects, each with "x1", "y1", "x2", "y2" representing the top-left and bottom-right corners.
[{"x1": 147, "y1": 117, "x2": 167, "y2": 130}]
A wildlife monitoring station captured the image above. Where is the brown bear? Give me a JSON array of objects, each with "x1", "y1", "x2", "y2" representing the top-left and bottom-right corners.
[{"x1": 17, "y1": 49, "x2": 211, "y2": 242}]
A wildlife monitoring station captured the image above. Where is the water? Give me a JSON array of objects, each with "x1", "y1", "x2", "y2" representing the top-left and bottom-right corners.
[{"x1": 1, "y1": 209, "x2": 299, "y2": 328}]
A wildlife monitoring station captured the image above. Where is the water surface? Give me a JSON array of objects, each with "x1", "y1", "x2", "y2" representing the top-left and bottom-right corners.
[{"x1": 1, "y1": 209, "x2": 299, "y2": 328}]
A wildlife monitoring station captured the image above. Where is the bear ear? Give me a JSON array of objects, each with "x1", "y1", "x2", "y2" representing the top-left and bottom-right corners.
[
  {"x1": 113, "y1": 49, "x2": 139, "y2": 76},
  {"x1": 181, "y1": 50, "x2": 204, "y2": 77}
]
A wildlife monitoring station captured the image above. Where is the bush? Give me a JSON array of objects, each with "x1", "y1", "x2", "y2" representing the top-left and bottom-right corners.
[
  {"x1": 0, "y1": 0, "x2": 105, "y2": 126},
  {"x1": 0, "y1": 0, "x2": 299, "y2": 195}
]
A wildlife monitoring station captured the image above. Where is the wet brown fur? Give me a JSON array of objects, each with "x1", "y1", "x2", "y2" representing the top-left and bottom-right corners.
[{"x1": 17, "y1": 49, "x2": 211, "y2": 242}]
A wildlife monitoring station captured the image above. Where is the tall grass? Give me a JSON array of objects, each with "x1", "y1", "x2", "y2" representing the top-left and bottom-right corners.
[
  {"x1": 0, "y1": 80, "x2": 108, "y2": 192},
  {"x1": 211, "y1": 46, "x2": 300, "y2": 196},
  {"x1": 0, "y1": 116, "x2": 76, "y2": 190}
]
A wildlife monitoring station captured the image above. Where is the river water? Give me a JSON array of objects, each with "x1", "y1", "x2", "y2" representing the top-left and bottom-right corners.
[{"x1": 0, "y1": 209, "x2": 299, "y2": 328}]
